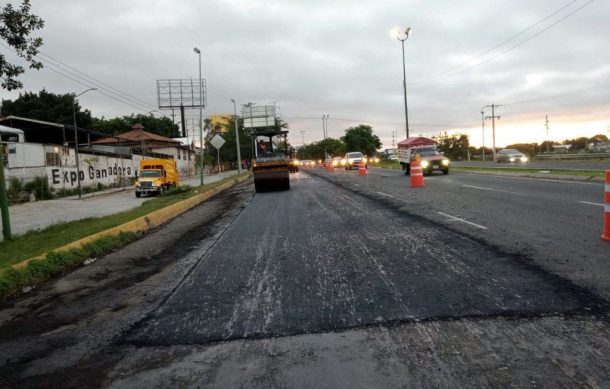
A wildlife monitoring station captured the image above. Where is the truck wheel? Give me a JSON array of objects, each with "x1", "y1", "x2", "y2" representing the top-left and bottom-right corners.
[
  {"x1": 442, "y1": 168, "x2": 449, "y2": 175},
  {"x1": 135, "y1": 192, "x2": 141, "y2": 198}
]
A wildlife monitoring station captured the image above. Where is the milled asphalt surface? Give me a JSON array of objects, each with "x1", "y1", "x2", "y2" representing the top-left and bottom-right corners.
[{"x1": 5, "y1": 170, "x2": 239, "y2": 238}]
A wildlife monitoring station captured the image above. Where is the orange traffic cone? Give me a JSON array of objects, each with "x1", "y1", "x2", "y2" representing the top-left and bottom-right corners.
[
  {"x1": 410, "y1": 160, "x2": 425, "y2": 187},
  {"x1": 358, "y1": 160, "x2": 367, "y2": 176},
  {"x1": 602, "y1": 170, "x2": 610, "y2": 241}
]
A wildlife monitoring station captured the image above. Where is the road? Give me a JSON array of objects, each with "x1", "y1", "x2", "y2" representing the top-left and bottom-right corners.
[
  {"x1": 1, "y1": 169, "x2": 609, "y2": 387},
  {"x1": 308, "y1": 166, "x2": 610, "y2": 300}
]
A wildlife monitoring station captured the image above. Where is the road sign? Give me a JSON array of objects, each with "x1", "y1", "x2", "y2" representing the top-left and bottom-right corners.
[{"x1": 210, "y1": 134, "x2": 225, "y2": 150}]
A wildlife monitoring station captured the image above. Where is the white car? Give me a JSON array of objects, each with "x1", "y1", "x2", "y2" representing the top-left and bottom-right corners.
[{"x1": 495, "y1": 149, "x2": 528, "y2": 163}]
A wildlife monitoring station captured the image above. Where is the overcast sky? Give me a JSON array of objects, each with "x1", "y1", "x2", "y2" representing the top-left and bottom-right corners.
[{"x1": 2, "y1": 0, "x2": 609, "y2": 148}]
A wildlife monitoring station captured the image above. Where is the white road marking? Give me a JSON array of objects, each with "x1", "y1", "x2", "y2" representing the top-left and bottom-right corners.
[
  {"x1": 456, "y1": 171, "x2": 602, "y2": 186},
  {"x1": 437, "y1": 212, "x2": 488, "y2": 230},
  {"x1": 578, "y1": 201, "x2": 605, "y2": 207},
  {"x1": 376, "y1": 191, "x2": 394, "y2": 198},
  {"x1": 461, "y1": 184, "x2": 525, "y2": 196}
]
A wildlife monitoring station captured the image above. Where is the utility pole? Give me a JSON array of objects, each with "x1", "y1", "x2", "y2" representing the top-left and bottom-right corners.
[
  {"x1": 0, "y1": 149, "x2": 11, "y2": 240},
  {"x1": 392, "y1": 131, "x2": 396, "y2": 148},
  {"x1": 480, "y1": 110, "x2": 485, "y2": 161},
  {"x1": 545, "y1": 115, "x2": 550, "y2": 154},
  {"x1": 484, "y1": 104, "x2": 502, "y2": 161},
  {"x1": 300, "y1": 130, "x2": 306, "y2": 159}
]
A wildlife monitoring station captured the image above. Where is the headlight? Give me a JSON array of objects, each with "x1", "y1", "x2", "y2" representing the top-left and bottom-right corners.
[
  {"x1": 333, "y1": 160, "x2": 338, "y2": 166},
  {"x1": 442, "y1": 159, "x2": 450, "y2": 166},
  {"x1": 509, "y1": 157, "x2": 516, "y2": 162},
  {"x1": 521, "y1": 157, "x2": 528, "y2": 162},
  {"x1": 374, "y1": 158, "x2": 380, "y2": 163},
  {"x1": 362, "y1": 157, "x2": 368, "y2": 164},
  {"x1": 421, "y1": 160, "x2": 430, "y2": 168},
  {"x1": 341, "y1": 159, "x2": 346, "y2": 165}
]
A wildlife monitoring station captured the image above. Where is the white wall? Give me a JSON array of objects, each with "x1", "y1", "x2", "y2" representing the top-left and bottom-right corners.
[{"x1": 7, "y1": 143, "x2": 45, "y2": 168}]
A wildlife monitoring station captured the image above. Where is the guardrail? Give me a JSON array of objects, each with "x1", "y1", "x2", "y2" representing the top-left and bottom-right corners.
[{"x1": 535, "y1": 153, "x2": 610, "y2": 160}]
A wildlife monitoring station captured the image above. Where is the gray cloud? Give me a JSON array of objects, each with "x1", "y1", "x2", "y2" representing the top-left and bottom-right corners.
[{"x1": 3, "y1": 0, "x2": 608, "y2": 147}]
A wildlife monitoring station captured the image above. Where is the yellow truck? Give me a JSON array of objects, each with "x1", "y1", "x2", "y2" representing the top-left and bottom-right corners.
[{"x1": 135, "y1": 159, "x2": 179, "y2": 197}]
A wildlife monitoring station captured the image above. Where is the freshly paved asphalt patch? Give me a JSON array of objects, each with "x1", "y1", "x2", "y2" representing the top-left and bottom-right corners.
[{"x1": 127, "y1": 171, "x2": 606, "y2": 346}]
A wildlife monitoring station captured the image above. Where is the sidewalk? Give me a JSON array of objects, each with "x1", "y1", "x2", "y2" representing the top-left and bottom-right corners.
[{"x1": 4, "y1": 170, "x2": 241, "y2": 240}]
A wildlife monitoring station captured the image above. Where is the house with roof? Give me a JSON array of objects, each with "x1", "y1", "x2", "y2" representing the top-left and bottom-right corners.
[{"x1": 0, "y1": 116, "x2": 197, "y2": 193}]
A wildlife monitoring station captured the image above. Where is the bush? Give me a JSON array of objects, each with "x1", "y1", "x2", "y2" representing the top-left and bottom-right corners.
[
  {"x1": 23, "y1": 176, "x2": 52, "y2": 200},
  {"x1": 7, "y1": 177, "x2": 22, "y2": 201}
]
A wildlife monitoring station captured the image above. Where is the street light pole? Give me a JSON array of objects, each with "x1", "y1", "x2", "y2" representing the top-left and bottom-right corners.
[
  {"x1": 397, "y1": 27, "x2": 412, "y2": 139},
  {"x1": 480, "y1": 109, "x2": 485, "y2": 161},
  {"x1": 231, "y1": 99, "x2": 242, "y2": 174},
  {"x1": 194, "y1": 47, "x2": 204, "y2": 186},
  {"x1": 300, "y1": 130, "x2": 305, "y2": 159},
  {"x1": 72, "y1": 87, "x2": 96, "y2": 199}
]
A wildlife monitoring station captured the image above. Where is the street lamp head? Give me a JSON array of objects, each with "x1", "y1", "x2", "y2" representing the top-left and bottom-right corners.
[
  {"x1": 397, "y1": 26, "x2": 412, "y2": 41},
  {"x1": 193, "y1": 47, "x2": 200, "y2": 54},
  {"x1": 231, "y1": 98, "x2": 235, "y2": 103}
]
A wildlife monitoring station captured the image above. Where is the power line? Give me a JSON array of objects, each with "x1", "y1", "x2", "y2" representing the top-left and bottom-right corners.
[
  {"x1": 410, "y1": 0, "x2": 594, "y2": 87},
  {"x1": 37, "y1": 51, "x2": 159, "y2": 112},
  {"x1": 0, "y1": 42, "x2": 164, "y2": 117}
]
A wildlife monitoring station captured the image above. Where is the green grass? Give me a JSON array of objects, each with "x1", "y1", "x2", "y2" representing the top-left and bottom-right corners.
[
  {"x1": 375, "y1": 160, "x2": 402, "y2": 170},
  {"x1": 451, "y1": 166, "x2": 605, "y2": 177},
  {"x1": 0, "y1": 232, "x2": 136, "y2": 299},
  {"x1": 0, "y1": 173, "x2": 248, "y2": 271}
]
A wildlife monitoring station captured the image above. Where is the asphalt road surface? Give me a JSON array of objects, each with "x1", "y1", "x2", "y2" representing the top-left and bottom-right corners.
[{"x1": 1, "y1": 170, "x2": 609, "y2": 388}]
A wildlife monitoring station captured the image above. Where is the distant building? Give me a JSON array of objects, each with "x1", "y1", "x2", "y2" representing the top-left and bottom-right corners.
[
  {"x1": 589, "y1": 142, "x2": 610, "y2": 152},
  {"x1": 552, "y1": 144, "x2": 572, "y2": 153}
]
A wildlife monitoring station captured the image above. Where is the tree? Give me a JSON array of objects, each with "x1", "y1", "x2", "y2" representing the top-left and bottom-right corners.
[
  {"x1": 342, "y1": 125, "x2": 381, "y2": 156},
  {"x1": 563, "y1": 137, "x2": 589, "y2": 151},
  {"x1": 299, "y1": 138, "x2": 346, "y2": 160},
  {"x1": 91, "y1": 114, "x2": 179, "y2": 138},
  {"x1": 0, "y1": 0, "x2": 44, "y2": 90},
  {"x1": 0, "y1": 89, "x2": 93, "y2": 127},
  {"x1": 434, "y1": 133, "x2": 469, "y2": 160},
  {"x1": 204, "y1": 116, "x2": 253, "y2": 167}
]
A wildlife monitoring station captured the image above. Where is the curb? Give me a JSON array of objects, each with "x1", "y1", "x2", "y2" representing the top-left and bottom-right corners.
[{"x1": 12, "y1": 174, "x2": 251, "y2": 270}]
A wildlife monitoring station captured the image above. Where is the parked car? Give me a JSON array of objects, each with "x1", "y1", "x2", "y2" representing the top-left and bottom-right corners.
[
  {"x1": 343, "y1": 152, "x2": 367, "y2": 170},
  {"x1": 495, "y1": 149, "x2": 528, "y2": 163}
]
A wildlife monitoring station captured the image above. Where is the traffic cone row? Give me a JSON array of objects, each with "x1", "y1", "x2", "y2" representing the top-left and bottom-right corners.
[
  {"x1": 602, "y1": 170, "x2": 610, "y2": 242},
  {"x1": 410, "y1": 160, "x2": 425, "y2": 187},
  {"x1": 358, "y1": 160, "x2": 367, "y2": 176}
]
